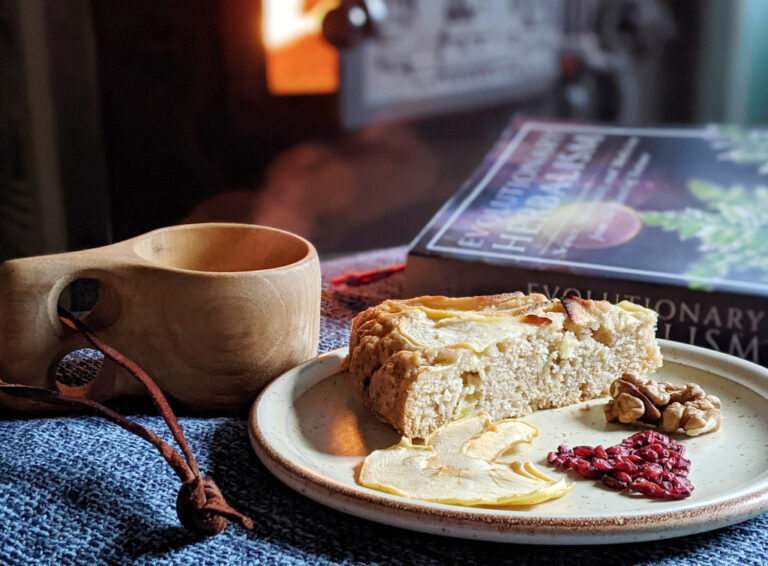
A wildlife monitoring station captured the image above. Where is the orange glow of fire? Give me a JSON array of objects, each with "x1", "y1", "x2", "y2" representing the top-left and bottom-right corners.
[{"x1": 262, "y1": 0, "x2": 340, "y2": 95}]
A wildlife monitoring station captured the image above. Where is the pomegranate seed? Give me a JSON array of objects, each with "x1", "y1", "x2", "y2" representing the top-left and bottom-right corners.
[
  {"x1": 595, "y1": 445, "x2": 608, "y2": 459},
  {"x1": 661, "y1": 455, "x2": 678, "y2": 470},
  {"x1": 611, "y1": 471, "x2": 633, "y2": 484},
  {"x1": 547, "y1": 452, "x2": 559, "y2": 464},
  {"x1": 574, "y1": 446, "x2": 595, "y2": 457},
  {"x1": 602, "y1": 474, "x2": 628, "y2": 490},
  {"x1": 672, "y1": 476, "x2": 693, "y2": 490},
  {"x1": 605, "y1": 446, "x2": 629, "y2": 457},
  {"x1": 667, "y1": 490, "x2": 691, "y2": 500},
  {"x1": 592, "y1": 458, "x2": 614, "y2": 472},
  {"x1": 660, "y1": 471, "x2": 677, "y2": 483},
  {"x1": 649, "y1": 444, "x2": 670, "y2": 458},
  {"x1": 614, "y1": 460, "x2": 638, "y2": 474},
  {"x1": 639, "y1": 463, "x2": 664, "y2": 483},
  {"x1": 546, "y1": 431, "x2": 693, "y2": 500},
  {"x1": 631, "y1": 478, "x2": 664, "y2": 497},
  {"x1": 636, "y1": 447, "x2": 659, "y2": 461},
  {"x1": 573, "y1": 458, "x2": 601, "y2": 479}
]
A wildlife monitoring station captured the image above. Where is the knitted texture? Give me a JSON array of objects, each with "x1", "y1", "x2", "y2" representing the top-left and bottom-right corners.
[{"x1": 1, "y1": 248, "x2": 766, "y2": 565}]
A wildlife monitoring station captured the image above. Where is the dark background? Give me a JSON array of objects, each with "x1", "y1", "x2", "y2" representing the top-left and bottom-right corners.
[{"x1": 2, "y1": 0, "x2": 764, "y2": 259}]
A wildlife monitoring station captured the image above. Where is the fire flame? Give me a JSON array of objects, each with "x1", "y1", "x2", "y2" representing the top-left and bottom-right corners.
[
  {"x1": 262, "y1": 0, "x2": 339, "y2": 49},
  {"x1": 261, "y1": 0, "x2": 340, "y2": 94}
]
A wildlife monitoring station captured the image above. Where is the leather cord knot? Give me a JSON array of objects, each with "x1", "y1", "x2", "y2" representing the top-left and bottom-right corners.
[{"x1": 177, "y1": 477, "x2": 254, "y2": 536}]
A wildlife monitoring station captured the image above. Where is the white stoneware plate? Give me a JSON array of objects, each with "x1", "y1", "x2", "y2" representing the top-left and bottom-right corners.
[{"x1": 248, "y1": 340, "x2": 768, "y2": 544}]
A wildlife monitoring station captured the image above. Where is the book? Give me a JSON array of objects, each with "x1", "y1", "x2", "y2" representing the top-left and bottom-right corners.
[{"x1": 406, "y1": 119, "x2": 768, "y2": 366}]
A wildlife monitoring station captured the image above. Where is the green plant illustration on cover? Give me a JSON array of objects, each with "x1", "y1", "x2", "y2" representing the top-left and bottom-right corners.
[
  {"x1": 642, "y1": 180, "x2": 768, "y2": 289},
  {"x1": 708, "y1": 125, "x2": 768, "y2": 175}
]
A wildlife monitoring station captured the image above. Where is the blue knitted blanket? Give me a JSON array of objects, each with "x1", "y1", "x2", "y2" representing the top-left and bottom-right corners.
[{"x1": 1, "y1": 249, "x2": 766, "y2": 565}]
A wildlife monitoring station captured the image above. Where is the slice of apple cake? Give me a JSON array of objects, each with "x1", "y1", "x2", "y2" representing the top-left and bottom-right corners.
[{"x1": 344, "y1": 292, "x2": 662, "y2": 439}]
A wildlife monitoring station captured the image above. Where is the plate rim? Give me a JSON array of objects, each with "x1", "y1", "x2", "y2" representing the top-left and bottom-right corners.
[{"x1": 249, "y1": 340, "x2": 768, "y2": 544}]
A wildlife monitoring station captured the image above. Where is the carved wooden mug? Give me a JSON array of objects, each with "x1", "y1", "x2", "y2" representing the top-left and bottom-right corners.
[{"x1": 0, "y1": 223, "x2": 321, "y2": 412}]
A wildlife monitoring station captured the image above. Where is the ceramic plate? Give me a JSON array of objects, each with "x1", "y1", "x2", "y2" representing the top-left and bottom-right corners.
[{"x1": 248, "y1": 340, "x2": 768, "y2": 544}]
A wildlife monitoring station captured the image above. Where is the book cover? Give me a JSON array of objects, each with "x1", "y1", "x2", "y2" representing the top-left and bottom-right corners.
[{"x1": 406, "y1": 119, "x2": 768, "y2": 365}]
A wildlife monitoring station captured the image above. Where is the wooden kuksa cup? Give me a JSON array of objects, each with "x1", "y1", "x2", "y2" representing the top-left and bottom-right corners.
[{"x1": 0, "y1": 223, "x2": 321, "y2": 412}]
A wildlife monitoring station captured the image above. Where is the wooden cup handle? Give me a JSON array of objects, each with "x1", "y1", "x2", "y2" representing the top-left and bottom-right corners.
[{"x1": 0, "y1": 245, "x2": 129, "y2": 403}]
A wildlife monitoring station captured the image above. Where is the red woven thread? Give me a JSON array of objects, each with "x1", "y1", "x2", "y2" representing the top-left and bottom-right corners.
[{"x1": 330, "y1": 263, "x2": 405, "y2": 287}]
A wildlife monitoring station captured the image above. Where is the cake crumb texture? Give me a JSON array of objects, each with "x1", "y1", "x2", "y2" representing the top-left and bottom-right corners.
[{"x1": 344, "y1": 293, "x2": 663, "y2": 439}]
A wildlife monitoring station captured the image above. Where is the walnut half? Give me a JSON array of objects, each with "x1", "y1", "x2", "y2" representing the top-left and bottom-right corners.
[{"x1": 604, "y1": 373, "x2": 722, "y2": 436}]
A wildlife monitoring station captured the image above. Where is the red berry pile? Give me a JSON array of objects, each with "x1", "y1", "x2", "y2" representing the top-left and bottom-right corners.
[{"x1": 547, "y1": 430, "x2": 693, "y2": 500}]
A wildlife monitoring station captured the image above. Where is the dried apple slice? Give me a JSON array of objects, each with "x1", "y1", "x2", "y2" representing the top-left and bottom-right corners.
[
  {"x1": 358, "y1": 414, "x2": 572, "y2": 507},
  {"x1": 461, "y1": 419, "x2": 539, "y2": 462}
]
